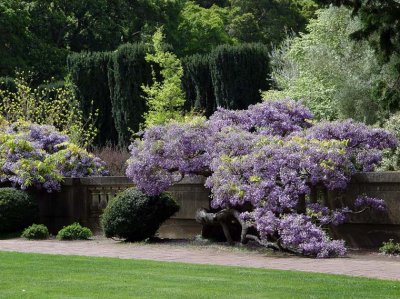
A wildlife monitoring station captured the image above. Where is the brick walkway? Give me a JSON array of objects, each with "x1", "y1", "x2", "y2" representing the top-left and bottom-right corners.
[{"x1": 0, "y1": 238, "x2": 399, "y2": 281}]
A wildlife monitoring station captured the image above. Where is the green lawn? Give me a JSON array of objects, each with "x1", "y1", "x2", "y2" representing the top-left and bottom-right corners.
[{"x1": 0, "y1": 252, "x2": 398, "y2": 299}]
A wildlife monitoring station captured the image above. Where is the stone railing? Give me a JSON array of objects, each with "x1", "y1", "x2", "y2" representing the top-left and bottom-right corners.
[
  {"x1": 327, "y1": 172, "x2": 400, "y2": 248},
  {"x1": 35, "y1": 176, "x2": 210, "y2": 238},
  {"x1": 31, "y1": 172, "x2": 400, "y2": 248}
]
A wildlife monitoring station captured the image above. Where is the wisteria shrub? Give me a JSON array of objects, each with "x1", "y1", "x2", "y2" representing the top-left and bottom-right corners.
[
  {"x1": 0, "y1": 121, "x2": 108, "y2": 192},
  {"x1": 126, "y1": 99, "x2": 397, "y2": 257}
]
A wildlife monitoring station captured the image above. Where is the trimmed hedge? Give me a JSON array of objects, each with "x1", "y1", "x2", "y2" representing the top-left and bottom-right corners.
[
  {"x1": 209, "y1": 43, "x2": 271, "y2": 109},
  {"x1": 0, "y1": 188, "x2": 38, "y2": 234},
  {"x1": 182, "y1": 54, "x2": 215, "y2": 117},
  {"x1": 108, "y1": 43, "x2": 153, "y2": 146},
  {"x1": 67, "y1": 51, "x2": 117, "y2": 146},
  {"x1": 67, "y1": 43, "x2": 271, "y2": 145},
  {"x1": 101, "y1": 188, "x2": 179, "y2": 241}
]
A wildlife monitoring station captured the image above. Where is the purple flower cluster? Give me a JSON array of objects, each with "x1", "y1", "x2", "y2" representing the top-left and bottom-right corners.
[
  {"x1": 126, "y1": 99, "x2": 397, "y2": 257},
  {"x1": 0, "y1": 121, "x2": 108, "y2": 192},
  {"x1": 208, "y1": 99, "x2": 313, "y2": 136},
  {"x1": 354, "y1": 196, "x2": 387, "y2": 212},
  {"x1": 301, "y1": 120, "x2": 398, "y2": 171},
  {"x1": 126, "y1": 121, "x2": 210, "y2": 195},
  {"x1": 278, "y1": 214, "x2": 346, "y2": 258}
]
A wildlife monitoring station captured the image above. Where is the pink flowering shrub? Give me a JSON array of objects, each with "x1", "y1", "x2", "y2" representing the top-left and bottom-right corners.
[{"x1": 126, "y1": 99, "x2": 397, "y2": 257}]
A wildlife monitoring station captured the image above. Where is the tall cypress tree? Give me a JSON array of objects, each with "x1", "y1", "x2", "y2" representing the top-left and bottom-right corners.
[
  {"x1": 108, "y1": 43, "x2": 153, "y2": 146},
  {"x1": 182, "y1": 54, "x2": 215, "y2": 117},
  {"x1": 67, "y1": 51, "x2": 117, "y2": 146},
  {"x1": 209, "y1": 43, "x2": 271, "y2": 109}
]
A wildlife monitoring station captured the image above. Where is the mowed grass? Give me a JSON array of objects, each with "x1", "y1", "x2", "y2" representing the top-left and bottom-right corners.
[{"x1": 0, "y1": 252, "x2": 398, "y2": 299}]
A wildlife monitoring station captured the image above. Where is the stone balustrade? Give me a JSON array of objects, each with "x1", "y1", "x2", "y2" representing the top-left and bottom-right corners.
[
  {"x1": 35, "y1": 176, "x2": 210, "y2": 238},
  {"x1": 30, "y1": 172, "x2": 400, "y2": 248}
]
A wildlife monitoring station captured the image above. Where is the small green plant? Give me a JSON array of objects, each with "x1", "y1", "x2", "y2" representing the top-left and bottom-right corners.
[
  {"x1": 0, "y1": 188, "x2": 38, "y2": 234},
  {"x1": 21, "y1": 224, "x2": 49, "y2": 240},
  {"x1": 56, "y1": 223, "x2": 92, "y2": 240},
  {"x1": 379, "y1": 239, "x2": 400, "y2": 255}
]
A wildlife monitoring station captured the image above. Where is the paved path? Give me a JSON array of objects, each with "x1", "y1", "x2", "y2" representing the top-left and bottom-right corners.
[{"x1": 0, "y1": 238, "x2": 399, "y2": 281}]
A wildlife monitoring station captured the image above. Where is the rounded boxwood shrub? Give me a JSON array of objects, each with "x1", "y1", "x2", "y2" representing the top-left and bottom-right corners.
[
  {"x1": 101, "y1": 188, "x2": 180, "y2": 241},
  {"x1": 56, "y1": 223, "x2": 93, "y2": 240},
  {"x1": 21, "y1": 224, "x2": 49, "y2": 240},
  {"x1": 0, "y1": 188, "x2": 38, "y2": 233}
]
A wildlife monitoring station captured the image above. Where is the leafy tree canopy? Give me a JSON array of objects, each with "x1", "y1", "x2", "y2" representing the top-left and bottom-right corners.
[
  {"x1": 0, "y1": 0, "x2": 318, "y2": 81},
  {"x1": 316, "y1": 0, "x2": 400, "y2": 60}
]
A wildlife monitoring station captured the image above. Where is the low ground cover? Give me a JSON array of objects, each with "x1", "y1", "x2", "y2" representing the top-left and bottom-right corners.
[{"x1": 0, "y1": 252, "x2": 398, "y2": 299}]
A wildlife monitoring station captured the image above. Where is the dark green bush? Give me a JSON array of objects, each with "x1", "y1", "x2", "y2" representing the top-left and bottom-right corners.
[
  {"x1": 0, "y1": 188, "x2": 38, "y2": 234},
  {"x1": 0, "y1": 77, "x2": 17, "y2": 93},
  {"x1": 101, "y1": 188, "x2": 180, "y2": 241},
  {"x1": 379, "y1": 239, "x2": 400, "y2": 255},
  {"x1": 182, "y1": 54, "x2": 215, "y2": 117},
  {"x1": 56, "y1": 223, "x2": 93, "y2": 240},
  {"x1": 108, "y1": 43, "x2": 154, "y2": 146},
  {"x1": 209, "y1": 43, "x2": 271, "y2": 109},
  {"x1": 67, "y1": 51, "x2": 117, "y2": 146},
  {"x1": 21, "y1": 224, "x2": 49, "y2": 240}
]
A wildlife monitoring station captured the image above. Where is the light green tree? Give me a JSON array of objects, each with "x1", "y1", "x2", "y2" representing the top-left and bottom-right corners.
[
  {"x1": 142, "y1": 28, "x2": 186, "y2": 127},
  {"x1": 263, "y1": 6, "x2": 396, "y2": 124}
]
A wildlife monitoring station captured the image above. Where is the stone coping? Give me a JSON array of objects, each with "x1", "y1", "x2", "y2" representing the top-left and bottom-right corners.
[
  {"x1": 61, "y1": 175, "x2": 206, "y2": 186},
  {"x1": 352, "y1": 172, "x2": 400, "y2": 183}
]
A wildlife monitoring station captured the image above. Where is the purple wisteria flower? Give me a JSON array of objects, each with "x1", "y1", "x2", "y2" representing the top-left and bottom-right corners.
[{"x1": 355, "y1": 196, "x2": 387, "y2": 212}]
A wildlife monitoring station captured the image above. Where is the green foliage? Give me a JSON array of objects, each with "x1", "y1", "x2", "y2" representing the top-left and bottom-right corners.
[
  {"x1": 1, "y1": 0, "x2": 318, "y2": 82},
  {"x1": 182, "y1": 54, "x2": 215, "y2": 116},
  {"x1": 21, "y1": 224, "x2": 49, "y2": 240},
  {"x1": 0, "y1": 77, "x2": 17, "y2": 93},
  {"x1": 316, "y1": 0, "x2": 400, "y2": 60},
  {"x1": 108, "y1": 43, "x2": 153, "y2": 146},
  {"x1": 210, "y1": 43, "x2": 271, "y2": 109},
  {"x1": 379, "y1": 239, "x2": 400, "y2": 256},
  {"x1": 67, "y1": 51, "x2": 117, "y2": 146},
  {"x1": 263, "y1": 6, "x2": 397, "y2": 123},
  {"x1": 227, "y1": 0, "x2": 318, "y2": 45},
  {"x1": 176, "y1": 2, "x2": 235, "y2": 55},
  {"x1": 378, "y1": 112, "x2": 400, "y2": 171},
  {"x1": 0, "y1": 0, "x2": 150, "y2": 82},
  {"x1": 142, "y1": 28, "x2": 186, "y2": 127},
  {"x1": 0, "y1": 0, "x2": 37, "y2": 78},
  {"x1": 183, "y1": 43, "x2": 271, "y2": 114},
  {"x1": 0, "y1": 188, "x2": 38, "y2": 234},
  {"x1": 56, "y1": 223, "x2": 92, "y2": 240},
  {"x1": 0, "y1": 73, "x2": 97, "y2": 147},
  {"x1": 101, "y1": 188, "x2": 179, "y2": 241}
]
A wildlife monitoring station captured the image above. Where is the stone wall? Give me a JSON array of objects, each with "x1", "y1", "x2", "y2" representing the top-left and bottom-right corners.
[
  {"x1": 328, "y1": 172, "x2": 400, "y2": 248},
  {"x1": 32, "y1": 173, "x2": 400, "y2": 248},
  {"x1": 34, "y1": 176, "x2": 209, "y2": 238}
]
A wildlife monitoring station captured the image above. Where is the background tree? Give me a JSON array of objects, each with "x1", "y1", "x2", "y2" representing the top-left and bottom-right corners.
[
  {"x1": 175, "y1": 2, "x2": 235, "y2": 55},
  {"x1": 227, "y1": 0, "x2": 319, "y2": 45},
  {"x1": 263, "y1": 6, "x2": 397, "y2": 123},
  {"x1": 142, "y1": 28, "x2": 186, "y2": 127},
  {"x1": 315, "y1": 0, "x2": 400, "y2": 121},
  {"x1": 316, "y1": 0, "x2": 400, "y2": 59}
]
